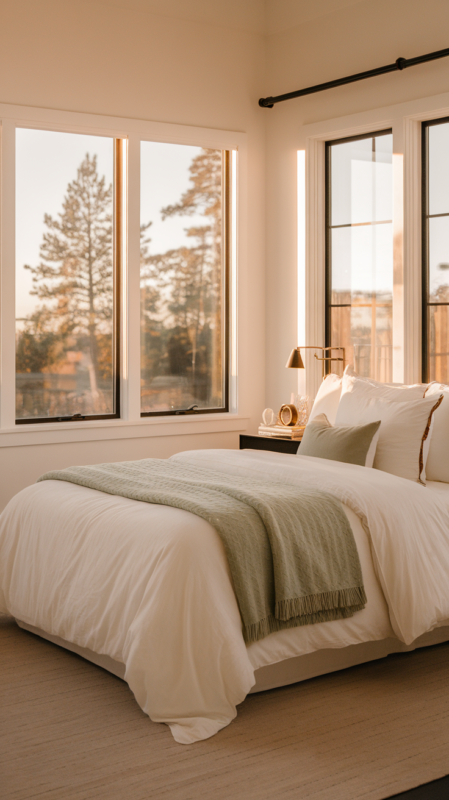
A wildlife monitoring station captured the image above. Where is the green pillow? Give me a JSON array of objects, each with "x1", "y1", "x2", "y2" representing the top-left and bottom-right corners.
[{"x1": 299, "y1": 414, "x2": 381, "y2": 467}]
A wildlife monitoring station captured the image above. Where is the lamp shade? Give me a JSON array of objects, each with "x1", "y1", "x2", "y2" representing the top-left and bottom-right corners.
[{"x1": 285, "y1": 348, "x2": 305, "y2": 369}]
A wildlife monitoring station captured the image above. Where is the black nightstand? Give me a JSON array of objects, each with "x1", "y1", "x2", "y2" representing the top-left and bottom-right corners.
[{"x1": 239, "y1": 434, "x2": 300, "y2": 455}]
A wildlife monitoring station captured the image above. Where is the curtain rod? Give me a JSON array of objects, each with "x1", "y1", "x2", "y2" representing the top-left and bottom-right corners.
[{"x1": 258, "y1": 47, "x2": 449, "y2": 108}]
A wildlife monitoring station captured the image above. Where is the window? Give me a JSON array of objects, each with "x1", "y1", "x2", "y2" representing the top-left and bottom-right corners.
[
  {"x1": 422, "y1": 118, "x2": 449, "y2": 383},
  {"x1": 0, "y1": 106, "x2": 241, "y2": 439},
  {"x1": 15, "y1": 129, "x2": 122, "y2": 423},
  {"x1": 140, "y1": 143, "x2": 229, "y2": 415},
  {"x1": 325, "y1": 131, "x2": 393, "y2": 380}
]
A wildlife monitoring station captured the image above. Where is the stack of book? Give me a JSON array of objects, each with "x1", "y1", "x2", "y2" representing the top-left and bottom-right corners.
[{"x1": 258, "y1": 423, "x2": 305, "y2": 440}]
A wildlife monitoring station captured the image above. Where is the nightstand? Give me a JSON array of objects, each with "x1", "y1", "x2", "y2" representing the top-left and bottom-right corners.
[{"x1": 239, "y1": 434, "x2": 300, "y2": 455}]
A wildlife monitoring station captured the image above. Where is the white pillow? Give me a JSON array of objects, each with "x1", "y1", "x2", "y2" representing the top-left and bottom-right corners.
[
  {"x1": 309, "y1": 374, "x2": 342, "y2": 425},
  {"x1": 335, "y1": 391, "x2": 443, "y2": 483},
  {"x1": 424, "y1": 384, "x2": 449, "y2": 482},
  {"x1": 344, "y1": 364, "x2": 430, "y2": 394},
  {"x1": 365, "y1": 424, "x2": 381, "y2": 469},
  {"x1": 341, "y1": 366, "x2": 426, "y2": 403}
]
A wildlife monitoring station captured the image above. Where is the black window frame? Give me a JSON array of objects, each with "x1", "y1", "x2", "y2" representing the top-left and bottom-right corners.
[
  {"x1": 325, "y1": 128, "x2": 393, "y2": 376},
  {"x1": 421, "y1": 116, "x2": 449, "y2": 383}
]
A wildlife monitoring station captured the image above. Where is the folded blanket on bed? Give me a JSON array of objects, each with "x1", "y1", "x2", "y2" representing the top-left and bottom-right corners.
[{"x1": 38, "y1": 459, "x2": 366, "y2": 643}]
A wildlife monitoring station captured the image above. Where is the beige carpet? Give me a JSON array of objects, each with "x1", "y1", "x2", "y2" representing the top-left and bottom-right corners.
[{"x1": 1, "y1": 617, "x2": 449, "y2": 800}]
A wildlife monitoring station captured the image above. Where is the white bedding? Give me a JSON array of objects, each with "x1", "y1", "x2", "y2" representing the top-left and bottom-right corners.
[{"x1": 1, "y1": 449, "x2": 449, "y2": 744}]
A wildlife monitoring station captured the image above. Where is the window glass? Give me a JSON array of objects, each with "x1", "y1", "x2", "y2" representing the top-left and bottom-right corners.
[
  {"x1": 428, "y1": 122, "x2": 449, "y2": 216},
  {"x1": 331, "y1": 137, "x2": 393, "y2": 226},
  {"x1": 424, "y1": 119, "x2": 449, "y2": 382},
  {"x1": 140, "y1": 142, "x2": 228, "y2": 414},
  {"x1": 429, "y1": 216, "x2": 449, "y2": 302},
  {"x1": 15, "y1": 129, "x2": 117, "y2": 422},
  {"x1": 327, "y1": 131, "x2": 393, "y2": 380},
  {"x1": 428, "y1": 305, "x2": 449, "y2": 382}
]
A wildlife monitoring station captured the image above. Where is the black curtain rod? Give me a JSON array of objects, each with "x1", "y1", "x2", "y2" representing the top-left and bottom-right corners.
[{"x1": 259, "y1": 47, "x2": 449, "y2": 108}]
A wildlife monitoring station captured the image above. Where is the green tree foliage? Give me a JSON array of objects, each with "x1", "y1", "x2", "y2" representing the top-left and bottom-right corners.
[
  {"x1": 141, "y1": 148, "x2": 223, "y2": 406},
  {"x1": 140, "y1": 220, "x2": 165, "y2": 386},
  {"x1": 22, "y1": 153, "x2": 113, "y2": 387},
  {"x1": 16, "y1": 308, "x2": 57, "y2": 375}
]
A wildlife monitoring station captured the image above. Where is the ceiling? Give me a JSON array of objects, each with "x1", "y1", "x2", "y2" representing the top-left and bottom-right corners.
[{"x1": 92, "y1": 0, "x2": 368, "y2": 35}]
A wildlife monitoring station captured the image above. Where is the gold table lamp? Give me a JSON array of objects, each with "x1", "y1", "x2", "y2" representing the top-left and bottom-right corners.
[{"x1": 286, "y1": 346, "x2": 345, "y2": 378}]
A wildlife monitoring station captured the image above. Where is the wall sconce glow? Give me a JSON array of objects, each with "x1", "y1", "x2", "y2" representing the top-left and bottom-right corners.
[
  {"x1": 297, "y1": 150, "x2": 306, "y2": 395},
  {"x1": 392, "y1": 151, "x2": 404, "y2": 384},
  {"x1": 120, "y1": 138, "x2": 129, "y2": 386},
  {"x1": 230, "y1": 149, "x2": 238, "y2": 411}
]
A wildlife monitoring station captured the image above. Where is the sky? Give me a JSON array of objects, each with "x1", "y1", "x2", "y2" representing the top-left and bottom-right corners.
[
  {"x1": 16, "y1": 129, "x2": 113, "y2": 319},
  {"x1": 140, "y1": 140, "x2": 206, "y2": 256},
  {"x1": 15, "y1": 129, "x2": 207, "y2": 319}
]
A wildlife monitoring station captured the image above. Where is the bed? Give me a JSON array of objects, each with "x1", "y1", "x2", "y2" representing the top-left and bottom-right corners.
[
  {"x1": 2, "y1": 369, "x2": 449, "y2": 744},
  {"x1": 2, "y1": 445, "x2": 449, "y2": 744}
]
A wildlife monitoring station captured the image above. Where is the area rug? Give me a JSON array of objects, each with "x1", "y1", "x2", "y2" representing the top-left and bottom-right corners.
[{"x1": 1, "y1": 616, "x2": 448, "y2": 800}]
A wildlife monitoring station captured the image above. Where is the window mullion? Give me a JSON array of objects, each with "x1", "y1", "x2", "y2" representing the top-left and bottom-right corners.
[
  {"x1": 123, "y1": 134, "x2": 141, "y2": 421},
  {"x1": 0, "y1": 120, "x2": 17, "y2": 430}
]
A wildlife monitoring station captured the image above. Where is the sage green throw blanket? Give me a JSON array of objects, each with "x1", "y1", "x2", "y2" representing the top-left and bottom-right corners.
[{"x1": 38, "y1": 459, "x2": 366, "y2": 643}]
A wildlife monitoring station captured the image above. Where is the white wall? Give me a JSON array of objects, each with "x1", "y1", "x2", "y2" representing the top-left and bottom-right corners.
[
  {"x1": 4, "y1": 0, "x2": 449, "y2": 510},
  {"x1": 264, "y1": 0, "x2": 449, "y2": 410},
  {"x1": 0, "y1": 0, "x2": 267, "y2": 510}
]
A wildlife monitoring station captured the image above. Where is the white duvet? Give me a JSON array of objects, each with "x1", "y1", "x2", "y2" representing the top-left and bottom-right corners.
[{"x1": 1, "y1": 449, "x2": 449, "y2": 744}]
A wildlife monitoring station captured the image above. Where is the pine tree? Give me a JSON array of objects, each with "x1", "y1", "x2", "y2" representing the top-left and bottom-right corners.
[
  {"x1": 24, "y1": 154, "x2": 113, "y2": 391},
  {"x1": 140, "y1": 148, "x2": 223, "y2": 405},
  {"x1": 140, "y1": 221, "x2": 165, "y2": 392}
]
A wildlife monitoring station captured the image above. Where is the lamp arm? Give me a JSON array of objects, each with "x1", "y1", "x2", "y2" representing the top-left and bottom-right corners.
[
  {"x1": 289, "y1": 345, "x2": 346, "y2": 379},
  {"x1": 314, "y1": 346, "x2": 345, "y2": 362},
  {"x1": 313, "y1": 346, "x2": 346, "y2": 378}
]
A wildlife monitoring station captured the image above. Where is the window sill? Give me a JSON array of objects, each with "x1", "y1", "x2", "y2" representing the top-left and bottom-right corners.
[{"x1": 0, "y1": 413, "x2": 250, "y2": 448}]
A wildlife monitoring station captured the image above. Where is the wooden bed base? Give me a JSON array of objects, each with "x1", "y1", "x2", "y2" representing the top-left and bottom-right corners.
[{"x1": 16, "y1": 620, "x2": 449, "y2": 694}]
